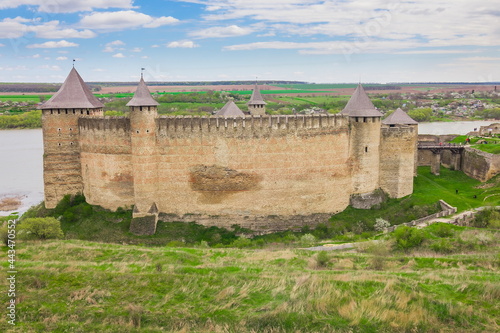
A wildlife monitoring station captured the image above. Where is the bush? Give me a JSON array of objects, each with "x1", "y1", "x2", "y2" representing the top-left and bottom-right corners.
[
  {"x1": 430, "y1": 239, "x2": 454, "y2": 253},
  {"x1": 432, "y1": 223, "x2": 454, "y2": 238},
  {"x1": 471, "y1": 209, "x2": 500, "y2": 228},
  {"x1": 18, "y1": 217, "x2": 64, "y2": 240},
  {"x1": 299, "y1": 233, "x2": 317, "y2": 247},
  {"x1": 315, "y1": 251, "x2": 330, "y2": 267},
  {"x1": 374, "y1": 218, "x2": 390, "y2": 232},
  {"x1": 392, "y1": 226, "x2": 425, "y2": 251},
  {"x1": 230, "y1": 237, "x2": 253, "y2": 249}
]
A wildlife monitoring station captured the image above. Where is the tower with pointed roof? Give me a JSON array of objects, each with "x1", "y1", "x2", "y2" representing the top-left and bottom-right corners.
[
  {"x1": 342, "y1": 84, "x2": 383, "y2": 196},
  {"x1": 127, "y1": 75, "x2": 160, "y2": 233},
  {"x1": 41, "y1": 67, "x2": 104, "y2": 208},
  {"x1": 380, "y1": 108, "x2": 419, "y2": 197},
  {"x1": 247, "y1": 83, "x2": 266, "y2": 115}
]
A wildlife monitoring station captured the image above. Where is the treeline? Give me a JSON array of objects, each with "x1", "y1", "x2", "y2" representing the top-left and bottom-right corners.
[
  {"x1": 475, "y1": 108, "x2": 500, "y2": 119},
  {"x1": 0, "y1": 83, "x2": 101, "y2": 93},
  {"x1": 0, "y1": 110, "x2": 42, "y2": 129},
  {"x1": 364, "y1": 85, "x2": 401, "y2": 91},
  {"x1": 90, "y1": 80, "x2": 307, "y2": 87}
]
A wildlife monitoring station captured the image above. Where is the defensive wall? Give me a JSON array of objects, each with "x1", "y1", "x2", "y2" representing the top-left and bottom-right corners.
[
  {"x1": 418, "y1": 134, "x2": 500, "y2": 181},
  {"x1": 76, "y1": 114, "x2": 363, "y2": 230}
]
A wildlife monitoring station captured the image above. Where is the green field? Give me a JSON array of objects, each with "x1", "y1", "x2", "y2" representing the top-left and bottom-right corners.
[
  {"x1": 0, "y1": 95, "x2": 50, "y2": 102},
  {"x1": 1, "y1": 224, "x2": 498, "y2": 332}
]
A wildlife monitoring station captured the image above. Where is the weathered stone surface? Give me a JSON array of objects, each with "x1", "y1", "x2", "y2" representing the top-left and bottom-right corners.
[
  {"x1": 129, "y1": 215, "x2": 158, "y2": 235},
  {"x1": 349, "y1": 189, "x2": 387, "y2": 209}
]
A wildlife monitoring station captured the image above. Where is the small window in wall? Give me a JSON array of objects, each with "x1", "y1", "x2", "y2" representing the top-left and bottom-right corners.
[
  {"x1": 70, "y1": 142, "x2": 74, "y2": 145},
  {"x1": 365, "y1": 146, "x2": 368, "y2": 153},
  {"x1": 146, "y1": 129, "x2": 150, "y2": 133},
  {"x1": 86, "y1": 110, "x2": 90, "y2": 115},
  {"x1": 57, "y1": 128, "x2": 61, "y2": 132},
  {"x1": 136, "y1": 130, "x2": 140, "y2": 134},
  {"x1": 58, "y1": 143, "x2": 61, "y2": 146}
]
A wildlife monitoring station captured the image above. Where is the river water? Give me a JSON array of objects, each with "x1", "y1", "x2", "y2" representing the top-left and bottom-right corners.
[{"x1": 0, "y1": 120, "x2": 496, "y2": 215}]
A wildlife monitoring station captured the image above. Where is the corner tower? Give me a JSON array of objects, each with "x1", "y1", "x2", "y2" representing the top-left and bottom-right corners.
[
  {"x1": 341, "y1": 84, "x2": 383, "y2": 195},
  {"x1": 380, "y1": 108, "x2": 418, "y2": 198},
  {"x1": 127, "y1": 76, "x2": 160, "y2": 235},
  {"x1": 41, "y1": 67, "x2": 104, "y2": 208},
  {"x1": 247, "y1": 83, "x2": 266, "y2": 115}
]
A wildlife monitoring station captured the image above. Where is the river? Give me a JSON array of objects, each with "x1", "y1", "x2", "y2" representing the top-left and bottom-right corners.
[{"x1": 0, "y1": 120, "x2": 496, "y2": 216}]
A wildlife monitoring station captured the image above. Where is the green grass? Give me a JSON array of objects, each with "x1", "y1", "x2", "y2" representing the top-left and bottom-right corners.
[
  {"x1": 0, "y1": 95, "x2": 50, "y2": 102},
  {"x1": 1, "y1": 224, "x2": 498, "y2": 332}
]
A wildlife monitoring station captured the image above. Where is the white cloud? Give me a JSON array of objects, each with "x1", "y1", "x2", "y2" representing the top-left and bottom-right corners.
[
  {"x1": 131, "y1": 47, "x2": 143, "y2": 52},
  {"x1": 27, "y1": 40, "x2": 79, "y2": 48},
  {"x1": 31, "y1": 21, "x2": 96, "y2": 39},
  {"x1": 189, "y1": 25, "x2": 253, "y2": 38},
  {"x1": 181, "y1": 0, "x2": 500, "y2": 51},
  {"x1": 92, "y1": 68, "x2": 107, "y2": 72},
  {"x1": 103, "y1": 40, "x2": 125, "y2": 52},
  {"x1": 141, "y1": 55, "x2": 149, "y2": 59},
  {"x1": 56, "y1": 56, "x2": 68, "y2": 60},
  {"x1": 112, "y1": 53, "x2": 125, "y2": 58},
  {"x1": 39, "y1": 65, "x2": 61, "y2": 71},
  {"x1": 79, "y1": 10, "x2": 179, "y2": 31},
  {"x1": 0, "y1": 0, "x2": 134, "y2": 13},
  {"x1": 166, "y1": 40, "x2": 199, "y2": 48},
  {"x1": 32, "y1": 54, "x2": 41, "y2": 58}
]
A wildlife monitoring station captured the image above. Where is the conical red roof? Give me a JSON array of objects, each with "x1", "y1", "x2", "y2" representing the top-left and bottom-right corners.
[
  {"x1": 126, "y1": 77, "x2": 159, "y2": 107},
  {"x1": 341, "y1": 84, "x2": 382, "y2": 117},
  {"x1": 41, "y1": 68, "x2": 104, "y2": 109}
]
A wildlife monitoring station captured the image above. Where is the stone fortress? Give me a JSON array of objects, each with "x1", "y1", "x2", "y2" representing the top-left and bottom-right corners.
[{"x1": 41, "y1": 68, "x2": 418, "y2": 235}]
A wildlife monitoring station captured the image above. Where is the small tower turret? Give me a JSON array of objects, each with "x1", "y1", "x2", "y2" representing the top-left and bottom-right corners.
[
  {"x1": 127, "y1": 75, "x2": 160, "y2": 235},
  {"x1": 41, "y1": 67, "x2": 104, "y2": 208},
  {"x1": 342, "y1": 84, "x2": 383, "y2": 196},
  {"x1": 247, "y1": 83, "x2": 266, "y2": 115}
]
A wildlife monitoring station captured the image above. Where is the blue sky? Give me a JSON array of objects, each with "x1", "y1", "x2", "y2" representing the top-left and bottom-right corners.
[{"x1": 0, "y1": 0, "x2": 499, "y2": 83}]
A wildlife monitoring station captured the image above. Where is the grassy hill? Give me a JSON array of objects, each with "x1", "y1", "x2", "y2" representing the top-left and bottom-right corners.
[{"x1": 1, "y1": 224, "x2": 499, "y2": 332}]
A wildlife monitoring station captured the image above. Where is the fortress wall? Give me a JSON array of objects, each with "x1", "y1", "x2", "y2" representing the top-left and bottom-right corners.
[
  {"x1": 461, "y1": 147, "x2": 500, "y2": 182},
  {"x1": 349, "y1": 117, "x2": 381, "y2": 194},
  {"x1": 42, "y1": 110, "x2": 84, "y2": 208},
  {"x1": 78, "y1": 117, "x2": 134, "y2": 210},
  {"x1": 380, "y1": 125, "x2": 417, "y2": 198},
  {"x1": 154, "y1": 115, "x2": 352, "y2": 227}
]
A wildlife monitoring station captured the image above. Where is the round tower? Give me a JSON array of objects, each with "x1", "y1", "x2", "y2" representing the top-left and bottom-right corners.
[
  {"x1": 127, "y1": 75, "x2": 160, "y2": 233},
  {"x1": 40, "y1": 67, "x2": 104, "y2": 208},
  {"x1": 341, "y1": 84, "x2": 383, "y2": 195},
  {"x1": 247, "y1": 83, "x2": 266, "y2": 115}
]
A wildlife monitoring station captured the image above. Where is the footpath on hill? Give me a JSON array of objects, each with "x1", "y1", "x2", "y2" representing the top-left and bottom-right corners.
[{"x1": 306, "y1": 205, "x2": 495, "y2": 251}]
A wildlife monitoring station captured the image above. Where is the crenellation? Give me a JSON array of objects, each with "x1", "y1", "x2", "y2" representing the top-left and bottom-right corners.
[{"x1": 42, "y1": 70, "x2": 418, "y2": 233}]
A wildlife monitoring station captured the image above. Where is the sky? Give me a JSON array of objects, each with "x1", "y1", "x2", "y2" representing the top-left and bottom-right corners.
[{"x1": 0, "y1": 0, "x2": 499, "y2": 83}]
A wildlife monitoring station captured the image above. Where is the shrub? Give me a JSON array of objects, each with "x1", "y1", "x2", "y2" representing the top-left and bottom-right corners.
[
  {"x1": 432, "y1": 223, "x2": 454, "y2": 238},
  {"x1": 230, "y1": 237, "x2": 253, "y2": 249},
  {"x1": 18, "y1": 217, "x2": 64, "y2": 240},
  {"x1": 299, "y1": 233, "x2": 317, "y2": 247},
  {"x1": 316, "y1": 251, "x2": 330, "y2": 267},
  {"x1": 430, "y1": 239, "x2": 454, "y2": 253},
  {"x1": 392, "y1": 226, "x2": 425, "y2": 251},
  {"x1": 0, "y1": 226, "x2": 8, "y2": 245},
  {"x1": 374, "y1": 218, "x2": 390, "y2": 232}
]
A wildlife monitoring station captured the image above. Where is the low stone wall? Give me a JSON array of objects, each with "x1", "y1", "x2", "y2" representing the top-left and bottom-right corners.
[
  {"x1": 158, "y1": 213, "x2": 332, "y2": 234},
  {"x1": 384, "y1": 200, "x2": 457, "y2": 232}
]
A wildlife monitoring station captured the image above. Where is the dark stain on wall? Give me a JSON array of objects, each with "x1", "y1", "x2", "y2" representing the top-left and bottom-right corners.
[{"x1": 189, "y1": 164, "x2": 262, "y2": 203}]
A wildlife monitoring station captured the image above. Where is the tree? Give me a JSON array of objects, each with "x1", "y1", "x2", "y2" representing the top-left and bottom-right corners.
[{"x1": 18, "y1": 217, "x2": 64, "y2": 240}]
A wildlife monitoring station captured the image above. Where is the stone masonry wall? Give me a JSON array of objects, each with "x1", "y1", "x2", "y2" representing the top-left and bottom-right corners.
[
  {"x1": 380, "y1": 125, "x2": 417, "y2": 198},
  {"x1": 79, "y1": 117, "x2": 135, "y2": 210},
  {"x1": 461, "y1": 147, "x2": 500, "y2": 182},
  {"x1": 42, "y1": 110, "x2": 85, "y2": 208},
  {"x1": 154, "y1": 115, "x2": 353, "y2": 225}
]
